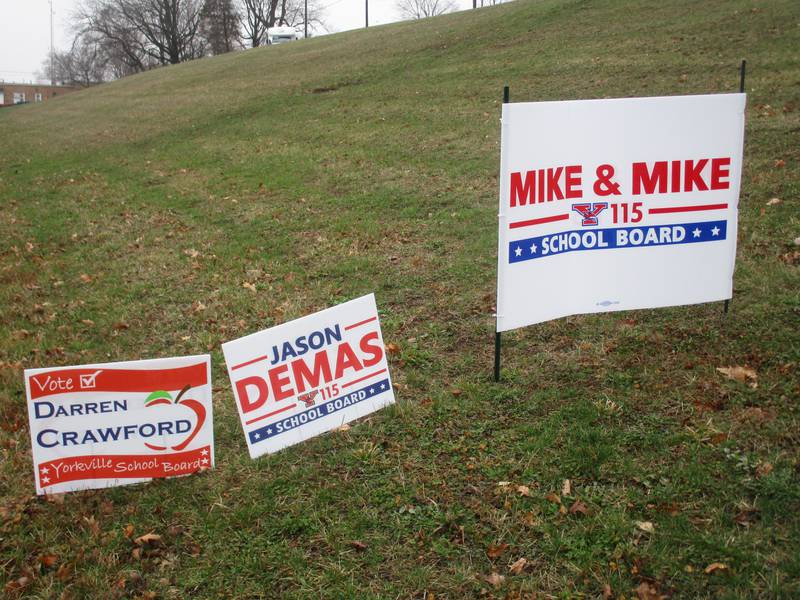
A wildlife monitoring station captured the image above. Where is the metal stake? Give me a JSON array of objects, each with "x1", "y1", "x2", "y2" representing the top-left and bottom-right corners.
[
  {"x1": 725, "y1": 59, "x2": 746, "y2": 315},
  {"x1": 495, "y1": 85, "x2": 509, "y2": 382}
]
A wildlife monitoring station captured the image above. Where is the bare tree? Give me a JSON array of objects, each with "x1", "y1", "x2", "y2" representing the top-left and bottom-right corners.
[
  {"x1": 396, "y1": 0, "x2": 454, "y2": 19},
  {"x1": 200, "y1": 0, "x2": 241, "y2": 54},
  {"x1": 237, "y1": 0, "x2": 322, "y2": 47},
  {"x1": 76, "y1": 0, "x2": 206, "y2": 70}
]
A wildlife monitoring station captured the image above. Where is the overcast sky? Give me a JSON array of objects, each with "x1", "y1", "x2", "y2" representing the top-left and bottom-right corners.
[{"x1": 0, "y1": 0, "x2": 476, "y2": 84}]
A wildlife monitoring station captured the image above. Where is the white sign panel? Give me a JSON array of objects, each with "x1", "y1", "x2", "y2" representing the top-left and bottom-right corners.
[
  {"x1": 25, "y1": 355, "x2": 214, "y2": 495},
  {"x1": 222, "y1": 294, "x2": 395, "y2": 458},
  {"x1": 497, "y1": 93, "x2": 746, "y2": 332}
]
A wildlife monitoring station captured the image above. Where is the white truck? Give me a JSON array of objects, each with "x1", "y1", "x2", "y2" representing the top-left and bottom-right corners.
[{"x1": 268, "y1": 26, "x2": 300, "y2": 45}]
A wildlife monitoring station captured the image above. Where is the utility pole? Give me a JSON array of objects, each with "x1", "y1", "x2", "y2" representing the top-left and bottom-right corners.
[
  {"x1": 49, "y1": 0, "x2": 55, "y2": 85},
  {"x1": 365, "y1": 0, "x2": 368, "y2": 28},
  {"x1": 304, "y1": 0, "x2": 308, "y2": 38}
]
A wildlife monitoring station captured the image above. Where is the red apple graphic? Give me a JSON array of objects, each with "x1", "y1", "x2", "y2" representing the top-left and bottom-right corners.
[{"x1": 143, "y1": 384, "x2": 206, "y2": 451}]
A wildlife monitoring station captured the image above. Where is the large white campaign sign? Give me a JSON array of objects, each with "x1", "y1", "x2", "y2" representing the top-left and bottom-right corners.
[
  {"x1": 25, "y1": 355, "x2": 214, "y2": 495},
  {"x1": 222, "y1": 294, "x2": 395, "y2": 458},
  {"x1": 497, "y1": 93, "x2": 746, "y2": 332}
]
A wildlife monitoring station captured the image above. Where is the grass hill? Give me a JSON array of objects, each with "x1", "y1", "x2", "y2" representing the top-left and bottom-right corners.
[{"x1": 1, "y1": 0, "x2": 798, "y2": 597}]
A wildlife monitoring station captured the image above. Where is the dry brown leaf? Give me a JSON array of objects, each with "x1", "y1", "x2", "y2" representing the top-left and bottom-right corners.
[
  {"x1": 545, "y1": 492, "x2": 561, "y2": 505},
  {"x1": 635, "y1": 581, "x2": 661, "y2": 600},
  {"x1": 508, "y1": 557, "x2": 527, "y2": 575},
  {"x1": 774, "y1": 159, "x2": 785, "y2": 168},
  {"x1": 561, "y1": 479, "x2": 571, "y2": 496},
  {"x1": 385, "y1": 342, "x2": 400, "y2": 355},
  {"x1": 134, "y1": 532, "x2": 161, "y2": 546},
  {"x1": 80, "y1": 319, "x2": 95, "y2": 326},
  {"x1": 487, "y1": 543, "x2": 509, "y2": 559},
  {"x1": 704, "y1": 562, "x2": 728, "y2": 574},
  {"x1": 755, "y1": 462, "x2": 773, "y2": 478},
  {"x1": 716, "y1": 366, "x2": 758, "y2": 388},
  {"x1": 569, "y1": 499, "x2": 588, "y2": 515},
  {"x1": 124, "y1": 524, "x2": 135, "y2": 538},
  {"x1": 349, "y1": 540, "x2": 367, "y2": 551},
  {"x1": 183, "y1": 248, "x2": 200, "y2": 258},
  {"x1": 766, "y1": 197, "x2": 782, "y2": 206},
  {"x1": 483, "y1": 572, "x2": 505, "y2": 587},
  {"x1": 516, "y1": 485, "x2": 530, "y2": 497},
  {"x1": 602, "y1": 583, "x2": 613, "y2": 599},
  {"x1": 192, "y1": 301, "x2": 206, "y2": 313},
  {"x1": 635, "y1": 520, "x2": 655, "y2": 533},
  {"x1": 55, "y1": 563, "x2": 72, "y2": 582},
  {"x1": 40, "y1": 554, "x2": 58, "y2": 568},
  {"x1": 242, "y1": 282, "x2": 257, "y2": 292},
  {"x1": 79, "y1": 273, "x2": 93, "y2": 283}
]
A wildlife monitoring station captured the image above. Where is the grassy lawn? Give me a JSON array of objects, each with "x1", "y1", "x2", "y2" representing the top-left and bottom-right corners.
[{"x1": 1, "y1": 0, "x2": 798, "y2": 597}]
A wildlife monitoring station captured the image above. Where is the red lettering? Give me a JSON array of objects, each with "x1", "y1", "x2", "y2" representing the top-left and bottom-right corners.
[
  {"x1": 564, "y1": 165, "x2": 582, "y2": 199},
  {"x1": 359, "y1": 331, "x2": 384, "y2": 368},
  {"x1": 546, "y1": 167, "x2": 564, "y2": 201},
  {"x1": 268, "y1": 364, "x2": 293, "y2": 402},
  {"x1": 671, "y1": 160, "x2": 681, "y2": 193},
  {"x1": 334, "y1": 342, "x2": 362, "y2": 379},
  {"x1": 510, "y1": 171, "x2": 534, "y2": 207},
  {"x1": 710, "y1": 157, "x2": 730, "y2": 190},
  {"x1": 291, "y1": 349, "x2": 332, "y2": 393},
  {"x1": 235, "y1": 376, "x2": 269, "y2": 413},
  {"x1": 632, "y1": 161, "x2": 667, "y2": 195},
  {"x1": 683, "y1": 159, "x2": 709, "y2": 192}
]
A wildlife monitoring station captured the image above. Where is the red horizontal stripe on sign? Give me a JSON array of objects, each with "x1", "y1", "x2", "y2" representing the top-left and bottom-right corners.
[
  {"x1": 231, "y1": 355, "x2": 270, "y2": 371},
  {"x1": 244, "y1": 403, "x2": 297, "y2": 425},
  {"x1": 648, "y1": 203, "x2": 728, "y2": 214},
  {"x1": 37, "y1": 445, "x2": 211, "y2": 487},
  {"x1": 28, "y1": 363, "x2": 208, "y2": 400},
  {"x1": 345, "y1": 316, "x2": 377, "y2": 330},
  {"x1": 343, "y1": 368, "x2": 387, "y2": 389},
  {"x1": 509, "y1": 213, "x2": 570, "y2": 229}
]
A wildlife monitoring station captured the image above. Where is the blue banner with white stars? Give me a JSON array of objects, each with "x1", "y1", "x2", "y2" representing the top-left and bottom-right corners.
[
  {"x1": 248, "y1": 378, "x2": 391, "y2": 445},
  {"x1": 508, "y1": 220, "x2": 727, "y2": 264}
]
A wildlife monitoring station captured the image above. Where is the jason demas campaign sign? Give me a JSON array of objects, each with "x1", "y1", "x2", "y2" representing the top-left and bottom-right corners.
[
  {"x1": 496, "y1": 93, "x2": 746, "y2": 331},
  {"x1": 222, "y1": 294, "x2": 395, "y2": 458},
  {"x1": 25, "y1": 355, "x2": 214, "y2": 495}
]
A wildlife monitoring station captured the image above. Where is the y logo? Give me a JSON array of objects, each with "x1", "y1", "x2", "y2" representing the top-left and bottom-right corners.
[{"x1": 572, "y1": 202, "x2": 608, "y2": 226}]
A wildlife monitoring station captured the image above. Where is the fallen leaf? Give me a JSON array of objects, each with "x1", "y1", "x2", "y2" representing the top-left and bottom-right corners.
[
  {"x1": 80, "y1": 319, "x2": 95, "y2": 326},
  {"x1": 561, "y1": 479, "x2": 571, "y2": 496},
  {"x1": 635, "y1": 581, "x2": 661, "y2": 600},
  {"x1": 4, "y1": 577, "x2": 30, "y2": 593},
  {"x1": 487, "y1": 543, "x2": 509, "y2": 559},
  {"x1": 113, "y1": 322, "x2": 130, "y2": 330},
  {"x1": 716, "y1": 366, "x2": 758, "y2": 388},
  {"x1": 349, "y1": 540, "x2": 367, "y2": 551},
  {"x1": 704, "y1": 562, "x2": 728, "y2": 574},
  {"x1": 385, "y1": 342, "x2": 400, "y2": 355},
  {"x1": 602, "y1": 583, "x2": 613, "y2": 599},
  {"x1": 508, "y1": 557, "x2": 527, "y2": 574},
  {"x1": 242, "y1": 282, "x2": 257, "y2": 293},
  {"x1": 483, "y1": 572, "x2": 505, "y2": 587},
  {"x1": 55, "y1": 563, "x2": 72, "y2": 582},
  {"x1": 134, "y1": 532, "x2": 162, "y2": 546},
  {"x1": 516, "y1": 485, "x2": 530, "y2": 497},
  {"x1": 544, "y1": 492, "x2": 561, "y2": 505},
  {"x1": 79, "y1": 273, "x2": 93, "y2": 283},
  {"x1": 766, "y1": 197, "x2": 782, "y2": 206},
  {"x1": 336, "y1": 423, "x2": 351, "y2": 432},
  {"x1": 124, "y1": 524, "x2": 135, "y2": 538},
  {"x1": 774, "y1": 159, "x2": 785, "y2": 168},
  {"x1": 569, "y1": 499, "x2": 588, "y2": 515},
  {"x1": 734, "y1": 508, "x2": 759, "y2": 527},
  {"x1": 192, "y1": 301, "x2": 207, "y2": 313},
  {"x1": 755, "y1": 462, "x2": 773, "y2": 478},
  {"x1": 40, "y1": 554, "x2": 58, "y2": 568},
  {"x1": 635, "y1": 520, "x2": 655, "y2": 533},
  {"x1": 184, "y1": 248, "x2": 200, "y2": 258}
]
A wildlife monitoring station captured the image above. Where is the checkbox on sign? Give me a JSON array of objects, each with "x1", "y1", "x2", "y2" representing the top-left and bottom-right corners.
[{"x1": 79, "y1": 370, "x2": 103, "y2": 389}]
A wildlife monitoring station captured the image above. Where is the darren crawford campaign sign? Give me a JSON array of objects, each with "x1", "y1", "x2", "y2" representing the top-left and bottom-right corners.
[
  {"x1": 24, "y1": 355, "x2": 214, "y2": 495},
  {"x1": 222, "y1": 294, "x2": 395, "y2": 459},
  {"x1": 496, "y1": 93, "x2": 746, "y2": 332}
]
